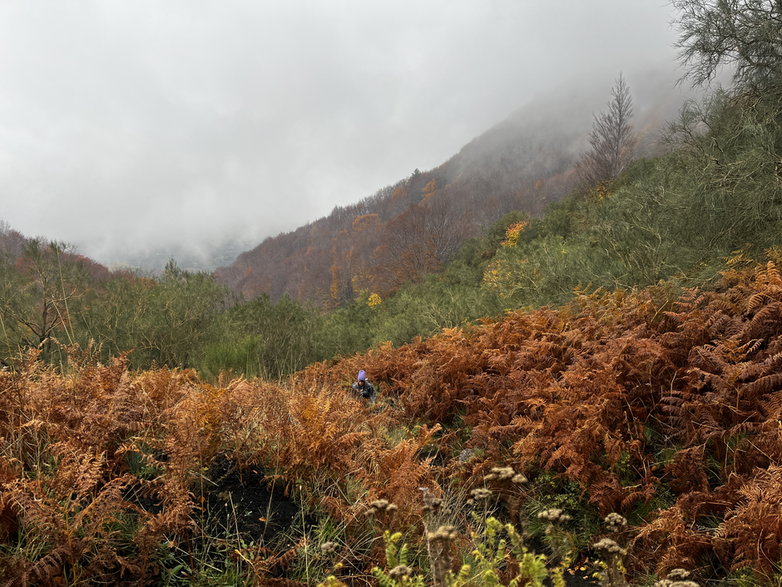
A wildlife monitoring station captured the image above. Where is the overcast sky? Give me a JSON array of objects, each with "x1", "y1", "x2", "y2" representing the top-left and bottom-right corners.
[{"x1": 0, "y1": 1, "x2": 683, "y2": 267}]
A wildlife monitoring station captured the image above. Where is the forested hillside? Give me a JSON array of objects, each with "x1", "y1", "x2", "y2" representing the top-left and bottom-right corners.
[{"x1": 214, "y1": 77, "x2": 681, "y2": 306}]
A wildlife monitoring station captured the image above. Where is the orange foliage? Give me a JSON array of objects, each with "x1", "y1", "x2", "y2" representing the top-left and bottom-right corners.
[
  {"x1": 302, "y1": 261, "x2": 782, "y2": 579},
  {"x1": 422, "y1": 179, "x2": 438, "y2": 198},
  {"x1": 6, "y1": 262, "x2": 782, "y2": 582},
  {"x1": 500, "y1": 220, "x2": 528, "y2": 247},
  {"x1": 351, "y1": 213, "x2": 380, "y2": 232}
]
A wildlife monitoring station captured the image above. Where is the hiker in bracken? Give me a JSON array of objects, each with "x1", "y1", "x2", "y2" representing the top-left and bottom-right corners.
[{"x1": 351, "y1": 369, "x2": 376, "y2": 403}]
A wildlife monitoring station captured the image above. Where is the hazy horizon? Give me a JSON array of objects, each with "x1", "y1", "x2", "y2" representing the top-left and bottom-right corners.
[{"x1": 0, "y1": 1, "x2": 687, "y2": 269}]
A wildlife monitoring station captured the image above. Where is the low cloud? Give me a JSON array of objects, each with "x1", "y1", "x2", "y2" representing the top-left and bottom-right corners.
[{"x1": 0, "y1": 0, "x2": 683, "y2": 267}]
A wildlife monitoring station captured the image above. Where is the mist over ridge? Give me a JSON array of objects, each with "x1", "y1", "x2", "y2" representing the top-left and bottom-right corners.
[
  {"x1": 137, "y1": 66, "x2": 697, "y2": 275},
  {"x1": 0, "y1": 1, "x2": 683, "y2": 270},
  {"x1": 2, "y1": 65, "x2": 694, "y2": 276},
  {"x1": 215, "y1": 66, "x2": 696, "y2": 303}
]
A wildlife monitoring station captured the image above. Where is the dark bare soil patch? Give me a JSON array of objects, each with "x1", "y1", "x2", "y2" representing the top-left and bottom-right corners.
[{"x1": 205, "y1": 455, "x2": 301, "y2": 544}]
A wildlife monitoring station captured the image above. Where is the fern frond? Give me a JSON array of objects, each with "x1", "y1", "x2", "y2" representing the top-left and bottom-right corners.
[
  {"x1": 747, "y1": 292, "x2": 770, "y2": 314},
  {"x1": 760, "y1": 391, "x2": 782, "y2": 420},
  {"x1": 743, "y1": 373, "x2": 782, "y2": 400},
  {"x1": 743, "y1": 301, "x2": 782, "y2": 340},
  {"x1": 25, "y1": 546, "x2": 76, "y2": 586}
]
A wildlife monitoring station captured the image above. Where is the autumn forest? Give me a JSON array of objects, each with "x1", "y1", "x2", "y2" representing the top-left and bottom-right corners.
[{"x1": 3, "y1": 1, "x2": 782, "y2": 585}]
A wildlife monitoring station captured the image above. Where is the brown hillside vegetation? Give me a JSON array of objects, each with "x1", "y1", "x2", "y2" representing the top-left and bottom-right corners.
[
  {"x1": 2, "y1": 261, "x2": 782, "y2": 584},
  {"x1": 215, "y1": 154, "x2": 577, "y2": 307},
  {"x1": 215, "y1": 80, "x2": 681, "y2": 307}
]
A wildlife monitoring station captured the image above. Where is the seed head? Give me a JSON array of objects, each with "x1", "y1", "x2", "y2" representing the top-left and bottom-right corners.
[
  {"x1": 427, "y1": 525, "x2": 459, "y2": 543},
  {"x1": 538, "y1": 508, "x2": 571, "y2": 523},
  {"x1": 368, "y1": 499, "x2": 397, "y2": 514},
  {"x1": 320, "y1": 541, "x2": 338, "y2": 555},
  {"x1": 422, "y1": 495, "x2": 444, "y2": 513},
  {"x1": 470, "y1": 488, "x2": 493, "y2": 501},
  {"x1": 388, "y1": 565, "x2": 414, "y2": 579},
  {"x1": 604, "y1": 512, "x2": 628, "y2": 532},
  {"x1": 592, "y1": 537, "x2": 627, "y2": 556},
  {"x1": 490, "y1": 466, "x2": 516, "y2": 480},
  {"x1": 653, "y1": 569, "x2": 696, "y2": 586}
]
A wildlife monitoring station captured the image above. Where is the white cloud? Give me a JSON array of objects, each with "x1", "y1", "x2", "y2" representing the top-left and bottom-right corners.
[{"x1": 0, "y1": 0, "x2": 681, "y2": 266}]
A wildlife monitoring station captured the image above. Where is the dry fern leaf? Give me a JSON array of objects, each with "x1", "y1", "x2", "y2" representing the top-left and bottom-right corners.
[
  {"x1": 760, "y1": 390, "x2": 782, "y2": 419},
  {"x1": 743, "y1": 301, "x2": 782, "y2": 340},
  {"x1": 26, "y1": 546, "x2": 77, "y2": 586},
  {"x1": 743, "y1": 373, "x2": 782, "y2": 399},
  {"x1": 747, "y1": 292, "x2": 770, "y2": 314}
]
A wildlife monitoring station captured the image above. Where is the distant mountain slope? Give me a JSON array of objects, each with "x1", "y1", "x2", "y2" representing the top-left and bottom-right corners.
[
  {"x1": 215, "y1": 74, "x2": 686, "y2": 305},
  {"x1": 103, "y1": 238, "x2": 254, "y2": 275},
  {"x1": 0, "y1": 222, "x2": 112, "y2": 281},
  {"x1": 0, "y1": 223, "x2": 26, "y2": 259}
]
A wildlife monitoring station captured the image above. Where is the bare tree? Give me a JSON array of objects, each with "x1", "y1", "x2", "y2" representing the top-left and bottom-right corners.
[
  {"x1": 379, "y1": 197, "x2": 466, "y2": 289},
  {"x1": 577, "y1": 74, "x2": 636, "y2": 192},
  {"x1": 673, "y1": 0, "x2": 782, "y2": 91}
]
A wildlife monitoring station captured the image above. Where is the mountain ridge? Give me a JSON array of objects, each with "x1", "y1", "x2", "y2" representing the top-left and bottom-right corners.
[{"x1": 215, "y1": 71, "x2": 687, "y2": 305}]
